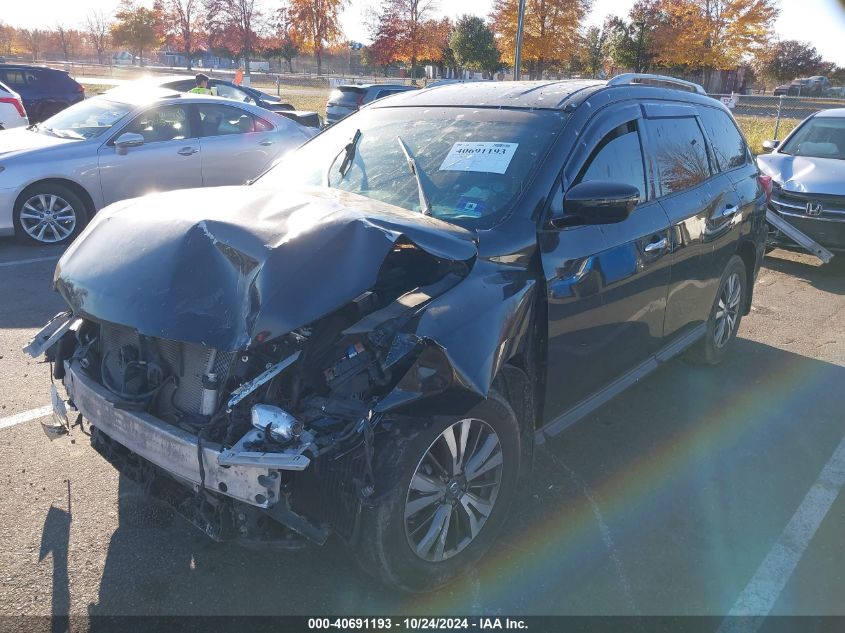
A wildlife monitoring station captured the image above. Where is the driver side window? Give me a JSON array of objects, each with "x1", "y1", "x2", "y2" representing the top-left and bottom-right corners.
[{"x1": 122, "y1": 105, "x2": 193, "y2": 143}]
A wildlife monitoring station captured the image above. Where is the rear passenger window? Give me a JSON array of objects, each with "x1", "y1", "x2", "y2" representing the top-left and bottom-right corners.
[
  {"x1": 650, "y1": 117, "x2": 711, "y2": 195},
  {"x1": 698, "y1": 107, "x2": 748, "y2": 170},
  {"x1": 576, "y1": 121, "x2": 646, "y2": 201}
]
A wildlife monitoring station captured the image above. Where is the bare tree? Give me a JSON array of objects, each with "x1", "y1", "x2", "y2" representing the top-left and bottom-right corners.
[
  {"x1": 21, "y1": 29, "x2": 44, "y2": 61},
  {"x1": 55, "y1": 26, "x2": 83, "y2": 61},
  {"x1": 85, "y1": 10, "x2": 113, "y2": 65}
]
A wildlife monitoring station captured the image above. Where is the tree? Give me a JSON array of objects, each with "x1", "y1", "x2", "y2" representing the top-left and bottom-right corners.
[
  {"x1": 264, "y1": 7, "x2": 299, "y2": 72},
  {"x1": 653, "y1": 0, "x2": 778, "y2": 70},
  {"x1": 370, "y1": 0, "x2": 445, "y2": 80},
  {"x1": 606, "y1": 1, "x2": 662, "y2": 73},
  {"x1": 490, "y1": 0, "x2": 590, "y2": 79},
  {"x1": 54, "y1": 26, "x2": 83, "y2": 62},
  {"x1": 581, "y1": 24, "x2": 609, "y2": 77},
  {"x1": 112, "y1": 1, "x2": 163, "y2": 66},
  {"x1": 449, "y1": 15, "x2": 500, "y2": 76},
  {"x1": 84, "y1": 11, "x2": 113, "y2": 65},
  {"x1": 289, "y1": 0, "x2": 346, "y2": 75},
  {"x1": 0, "y1": 23, "x2": 15, "y2": 57},
  {"x1": 754, "y1": 40, "x2": 829, "y2": 85},
  {"x1": 21, "y1": 29, "x2": 44, "y2": 61},
  {"x1": 156, "y1": 0, "x2": 203, "y2": 70},
  {"x1": 205, "y1": 0, "x2": 263, "y2": 75}
]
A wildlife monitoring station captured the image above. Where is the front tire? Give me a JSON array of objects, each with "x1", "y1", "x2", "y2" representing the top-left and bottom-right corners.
[
  {"x1": 14, "y1": 183, "x2": 88, "y2": 246},
  {"x1": 352, "y1": 391, "x2": 521, "y2": 592},
  {"x1": 686, "y1": 255, "x2": 747, "y2": 365}
]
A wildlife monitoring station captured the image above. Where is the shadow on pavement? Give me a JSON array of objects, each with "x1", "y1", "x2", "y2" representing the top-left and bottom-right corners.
[
  {"x1": 0, "y1": 238, "x2": 67, "y2": 329},
  {"x1": 763, "y1": 250, "x2": 845, "y2": 295},
  {"x1": 79, "y1": 338, "x2": 845, "y2": 617},
  {"x1": 39, "y1": 483, "x2": 72, "y2": 633}
]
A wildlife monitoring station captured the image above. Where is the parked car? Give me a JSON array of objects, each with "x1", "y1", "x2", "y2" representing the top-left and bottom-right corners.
[
  {"x1": 0, "y1": 87, "x2": 316, "y2": 245},
  {"x1": 758, "y1": 108, "x2": 845, "y2": 253},
  {"x1": 148, "y1": 75, "x2": 322, "y2": 129},
  {"x1": 27, "y1": 75, "x2": 767, "y2": 592},
  {"x1": 325, "y1": 83, "x2": 418, "y2": 125},
  {"x1": 0, "y1": 79, "x2": 28, "y2": 130},
  {"x1": 0, "y1": 64, "x2": 84, "y2": 123},
  {"x1": 773, "y1": 77, "x2": 829, "y2": 97}
]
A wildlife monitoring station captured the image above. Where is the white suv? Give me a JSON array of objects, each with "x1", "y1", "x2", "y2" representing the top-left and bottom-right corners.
[{"x1": 0, "y1": 80, "x2": 28, "y2": 130}]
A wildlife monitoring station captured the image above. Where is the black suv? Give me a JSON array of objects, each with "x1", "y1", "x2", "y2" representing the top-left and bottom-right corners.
[
  {"x1": 29, "y1": 74, "x2": 767, "y2": 592},
  {"x1": 0, "y1": 64, "x2": 84, "y2": 122}
]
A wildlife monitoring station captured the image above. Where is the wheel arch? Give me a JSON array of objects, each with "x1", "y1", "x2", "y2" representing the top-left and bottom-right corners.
[{"x1": 14, "y1": 177, "x2": 97, "y2": 231}]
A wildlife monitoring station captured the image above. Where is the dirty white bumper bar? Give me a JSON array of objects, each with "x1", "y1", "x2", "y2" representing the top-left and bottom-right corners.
[{"x1": 63, "y1": 361, "x2": 284, "y2": 509}]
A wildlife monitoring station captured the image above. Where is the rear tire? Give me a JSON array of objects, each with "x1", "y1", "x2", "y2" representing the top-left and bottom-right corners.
[
  {"x1": 14, "y1": 183, "x2": 89, "y2": 246},
  {"x1": 351, "y1": 390, "x2": 521, "y2": 592},
  {"x1": 686, "y1": 255, "x2": 747, "y2": 365}
]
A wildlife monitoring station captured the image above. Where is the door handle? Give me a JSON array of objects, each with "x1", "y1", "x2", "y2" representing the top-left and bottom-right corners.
[
  {"x1": 177, "y1": 146, "x2": 198, "y2": 156},
  {"x1": 722, "y1": 205, "x2": 739, "y2": 217},
  {"x1": 259, "y1": 139, "x2": 274, "y2": 146},
  {"x1": 644, "y1": 237, "x2": 668, "y2": 253}
]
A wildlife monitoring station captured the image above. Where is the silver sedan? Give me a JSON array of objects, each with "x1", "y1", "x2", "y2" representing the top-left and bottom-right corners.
[{"x1": 0, "y1": 86, "x2": 316, "y2": 245}]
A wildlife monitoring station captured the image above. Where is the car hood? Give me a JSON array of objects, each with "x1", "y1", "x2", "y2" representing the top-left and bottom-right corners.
[
  {"x1": 0, "y1": 127, "x2": 76, "y2": 157},
  {"x1": 54, "y1": 186, "x2": 478, "y2": 351},
  {"x1": 757, "y1": 153, "x2": 845, "y2": 196}
]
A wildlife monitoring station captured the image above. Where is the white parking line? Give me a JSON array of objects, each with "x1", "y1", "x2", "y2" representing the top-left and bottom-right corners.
[
  {"x1": 0, "y1": 405, "x2": 52, "y2": 431},
  {"x1": 0, "y1": 255, "x2": 61, "y2": 269},
  {"x1": 718, "y1": 433, "x2": 845, "y2": 632}
]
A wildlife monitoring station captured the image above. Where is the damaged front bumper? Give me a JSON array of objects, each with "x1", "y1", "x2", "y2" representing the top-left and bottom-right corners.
[{"x1": 58, "y1": 358, "x2": 328, "y2": 545}]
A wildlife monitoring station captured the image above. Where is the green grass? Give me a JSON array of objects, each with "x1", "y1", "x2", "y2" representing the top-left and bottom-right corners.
[
  {"x1": 81, "y1": 83, "x2": 117, "y2": 96},
  {"x1": 735, "y1": 115, "x2": 798, "y2": 155}
]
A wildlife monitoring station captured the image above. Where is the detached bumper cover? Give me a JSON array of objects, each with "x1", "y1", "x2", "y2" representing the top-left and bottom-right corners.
[{"x1": 63, "y1": 360, "x2": 282, "y2": 509}]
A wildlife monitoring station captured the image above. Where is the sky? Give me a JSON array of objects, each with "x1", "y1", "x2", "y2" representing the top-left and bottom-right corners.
[{"x1": 4, "y1": 0, "x2": 845, "y2": 66}]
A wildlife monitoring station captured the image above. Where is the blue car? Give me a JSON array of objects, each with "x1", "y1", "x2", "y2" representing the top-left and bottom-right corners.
[{"x1": 0, "y1": 64, "x2": 84, "y2": 123}]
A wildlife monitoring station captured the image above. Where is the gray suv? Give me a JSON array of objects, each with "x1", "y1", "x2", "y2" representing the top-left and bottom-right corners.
[{"x1": 325, "y1": 83, "x2": 417, "y2": 125}]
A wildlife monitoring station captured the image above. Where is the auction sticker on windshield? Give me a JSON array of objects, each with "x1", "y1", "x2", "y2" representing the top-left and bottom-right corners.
[{"x1": 439, "y1": 142, "x2": 518, "y2": 174}]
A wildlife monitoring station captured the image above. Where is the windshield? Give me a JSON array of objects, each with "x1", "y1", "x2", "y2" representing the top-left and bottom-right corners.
[
  {"x1": 38, "y1": 98, "x2": 133, "y2": 140},
  {"x1": 779, "y1": 116, "x2": 845, "y2": 160},
  {"x1": 255, "y1": 106, "x2": 564, "y2": 228}
]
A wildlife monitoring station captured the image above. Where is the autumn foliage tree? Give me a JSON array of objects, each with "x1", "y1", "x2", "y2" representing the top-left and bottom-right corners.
[
  {"x1": 754, "y1": 40, "x2": 830, "y2": 85},
  {"x1": 289, "y1": 0, "x2": 346, "y2": 75},
  {"x1": 155, "y1": 0, "x2": 203, "y2": 70},
  {"x1": 84, "y1": 11, "x2": 113, "y2": 65},
  {"x1": 490, "y1": 0, "x2": 590, "y2": 78},
  {"x1": 205, "y1": 0, "x2": 263, "y2": 74},
  {"x1": 111, "y1": 0, "x2": 163, "y2": 66},
  {"x1": 369, "y1": 0, "x2": 446, "y2": 79}
]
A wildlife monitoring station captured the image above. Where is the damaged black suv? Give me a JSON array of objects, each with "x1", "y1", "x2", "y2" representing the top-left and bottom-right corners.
[{"x1": 27, "y1": 74, "x2": 768, "y2": 592}]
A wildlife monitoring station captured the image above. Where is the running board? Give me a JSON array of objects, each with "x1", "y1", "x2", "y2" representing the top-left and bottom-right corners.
[{"x1": 766, "y1": 210, "x2": 834, "y2": 264}]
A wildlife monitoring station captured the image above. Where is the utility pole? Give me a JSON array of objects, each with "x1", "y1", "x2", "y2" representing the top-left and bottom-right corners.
[
  {"x1": 634, "y1": 20, "x2": 645, "y2": 73},
  {"x1": 514, "y1": 0, "x2": 526, "y2": 80}
]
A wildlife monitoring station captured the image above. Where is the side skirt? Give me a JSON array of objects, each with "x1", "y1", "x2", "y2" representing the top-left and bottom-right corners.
[{"x1": 535, "y1": 323, "x2": 706, "y2": 444}]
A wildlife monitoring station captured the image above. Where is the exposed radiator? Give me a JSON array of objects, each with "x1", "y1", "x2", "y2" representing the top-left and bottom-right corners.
[{"x1": 99, "y1": 322, "x2": 234, "y2": 415}]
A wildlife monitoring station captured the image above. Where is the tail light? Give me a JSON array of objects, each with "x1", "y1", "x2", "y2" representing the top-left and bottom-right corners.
[
  {"x1": 0, "y1": 97, "x2": 26, "y2": 118},
  {"x1": 75, "y1": 84, "x2": 85, "y2": 94},
  {"x1": 758, "y1": 175, "x2": 773, "y2": 204}
]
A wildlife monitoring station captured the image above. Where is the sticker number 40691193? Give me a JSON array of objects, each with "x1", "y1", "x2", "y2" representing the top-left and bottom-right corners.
[{"x1": 439, "y1": 142, "x2": 518, "y2": 174}]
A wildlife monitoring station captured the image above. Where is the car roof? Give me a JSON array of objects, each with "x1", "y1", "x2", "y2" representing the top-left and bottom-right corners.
[
  {"x1": 373, "y1": 79, "x2": 606, "y2": 110},
  {"x1": 335, "y1": 83, "x2": 411, "y2": 90},
  {"x1": 813, "y1": 108, "x2": 845, "y2": 118},
  {"x1": 0, "y1": 63, "x2": 65, "y2": 73}
]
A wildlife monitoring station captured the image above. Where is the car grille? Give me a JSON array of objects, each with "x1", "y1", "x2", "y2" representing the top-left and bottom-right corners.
[
  {"x1": 99, "y1": 322, "x2": 234, "y2": 415},
  {"x1": 770, "y1": 190, "x2": 845, "y2": 223}
]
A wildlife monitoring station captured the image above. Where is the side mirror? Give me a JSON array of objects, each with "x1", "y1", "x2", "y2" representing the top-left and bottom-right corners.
[
  {"x1": 762, "y1": 139, "x2": 780, "y2": 152},
  {"x1": 555, "y1": 181, "x2": 640, "y2": 227},
  {"x1": 114, "y1": 132, "x2": 145, "y2": 154}
]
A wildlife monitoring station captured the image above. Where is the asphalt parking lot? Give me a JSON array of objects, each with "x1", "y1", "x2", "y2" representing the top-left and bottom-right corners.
[{"x1": 0, "y1": 238, "x2": 843, "y2": 619}]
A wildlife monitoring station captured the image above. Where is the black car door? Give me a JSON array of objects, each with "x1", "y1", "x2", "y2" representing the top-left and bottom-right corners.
[
  {"x1": 540, "y1": 104, "x2": 672, "y2": 423},
  {"x1": 642, "y1": 104, "x2": 742, "y2": 340}
]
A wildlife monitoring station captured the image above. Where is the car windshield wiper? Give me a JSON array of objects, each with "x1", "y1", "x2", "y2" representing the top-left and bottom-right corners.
[
  {"x1": 324, "y1": 129, "x2": 362, "y2": 187},
  {"x1": 396, "y1": 136, "x2": 432, "y2": 216}
]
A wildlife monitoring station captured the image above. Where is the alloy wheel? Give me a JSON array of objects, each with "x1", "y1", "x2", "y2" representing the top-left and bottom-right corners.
[
  {"x1": 19, "y1": 193, "x2": 77, "y2": 244},
  {"x1": 404, "y1": 418, "x2": 504, "y2": 563},
  {"x1": 714, "y1": 272, "x2": 742, "y2": 348}
]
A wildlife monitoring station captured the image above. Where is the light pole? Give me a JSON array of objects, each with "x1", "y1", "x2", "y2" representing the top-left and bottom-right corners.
[{"x1": 514, "y1": 0, "x2": 526, "y2": 80}]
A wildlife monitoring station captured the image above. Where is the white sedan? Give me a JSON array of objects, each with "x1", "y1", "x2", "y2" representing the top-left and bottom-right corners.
[
  {"x1": 0, "y1": 80, "x2": 28, "y2": 130},
  {"x1": 0, "y1": 86, "x2": 316, "y2": 244}
]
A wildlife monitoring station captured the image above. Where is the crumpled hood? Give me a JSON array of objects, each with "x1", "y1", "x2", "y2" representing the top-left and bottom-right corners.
[
  {"x1": 757, "y1": 153, "x2": 845, "y2": 195},
  {"x1": 55, "y1": 186, "x2": 477, "y2": 351},
  {"x1": 0, "y1": 128, "x2": 76, "y2": 157}
]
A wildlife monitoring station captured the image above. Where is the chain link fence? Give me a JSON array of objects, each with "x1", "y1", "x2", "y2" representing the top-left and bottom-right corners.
[{"x1": 710, "y1": 93, "x2": 845, "y2": 152}]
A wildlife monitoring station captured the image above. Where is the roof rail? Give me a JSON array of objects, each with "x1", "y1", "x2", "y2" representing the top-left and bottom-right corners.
[{"x1": 607, "y1": 73, "x2": 707, "y2": 95}]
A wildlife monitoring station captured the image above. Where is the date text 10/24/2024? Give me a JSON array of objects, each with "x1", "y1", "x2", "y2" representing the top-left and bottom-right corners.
[{"x1": 307, "y1": 618, "x2": 529, "y2": 630}]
